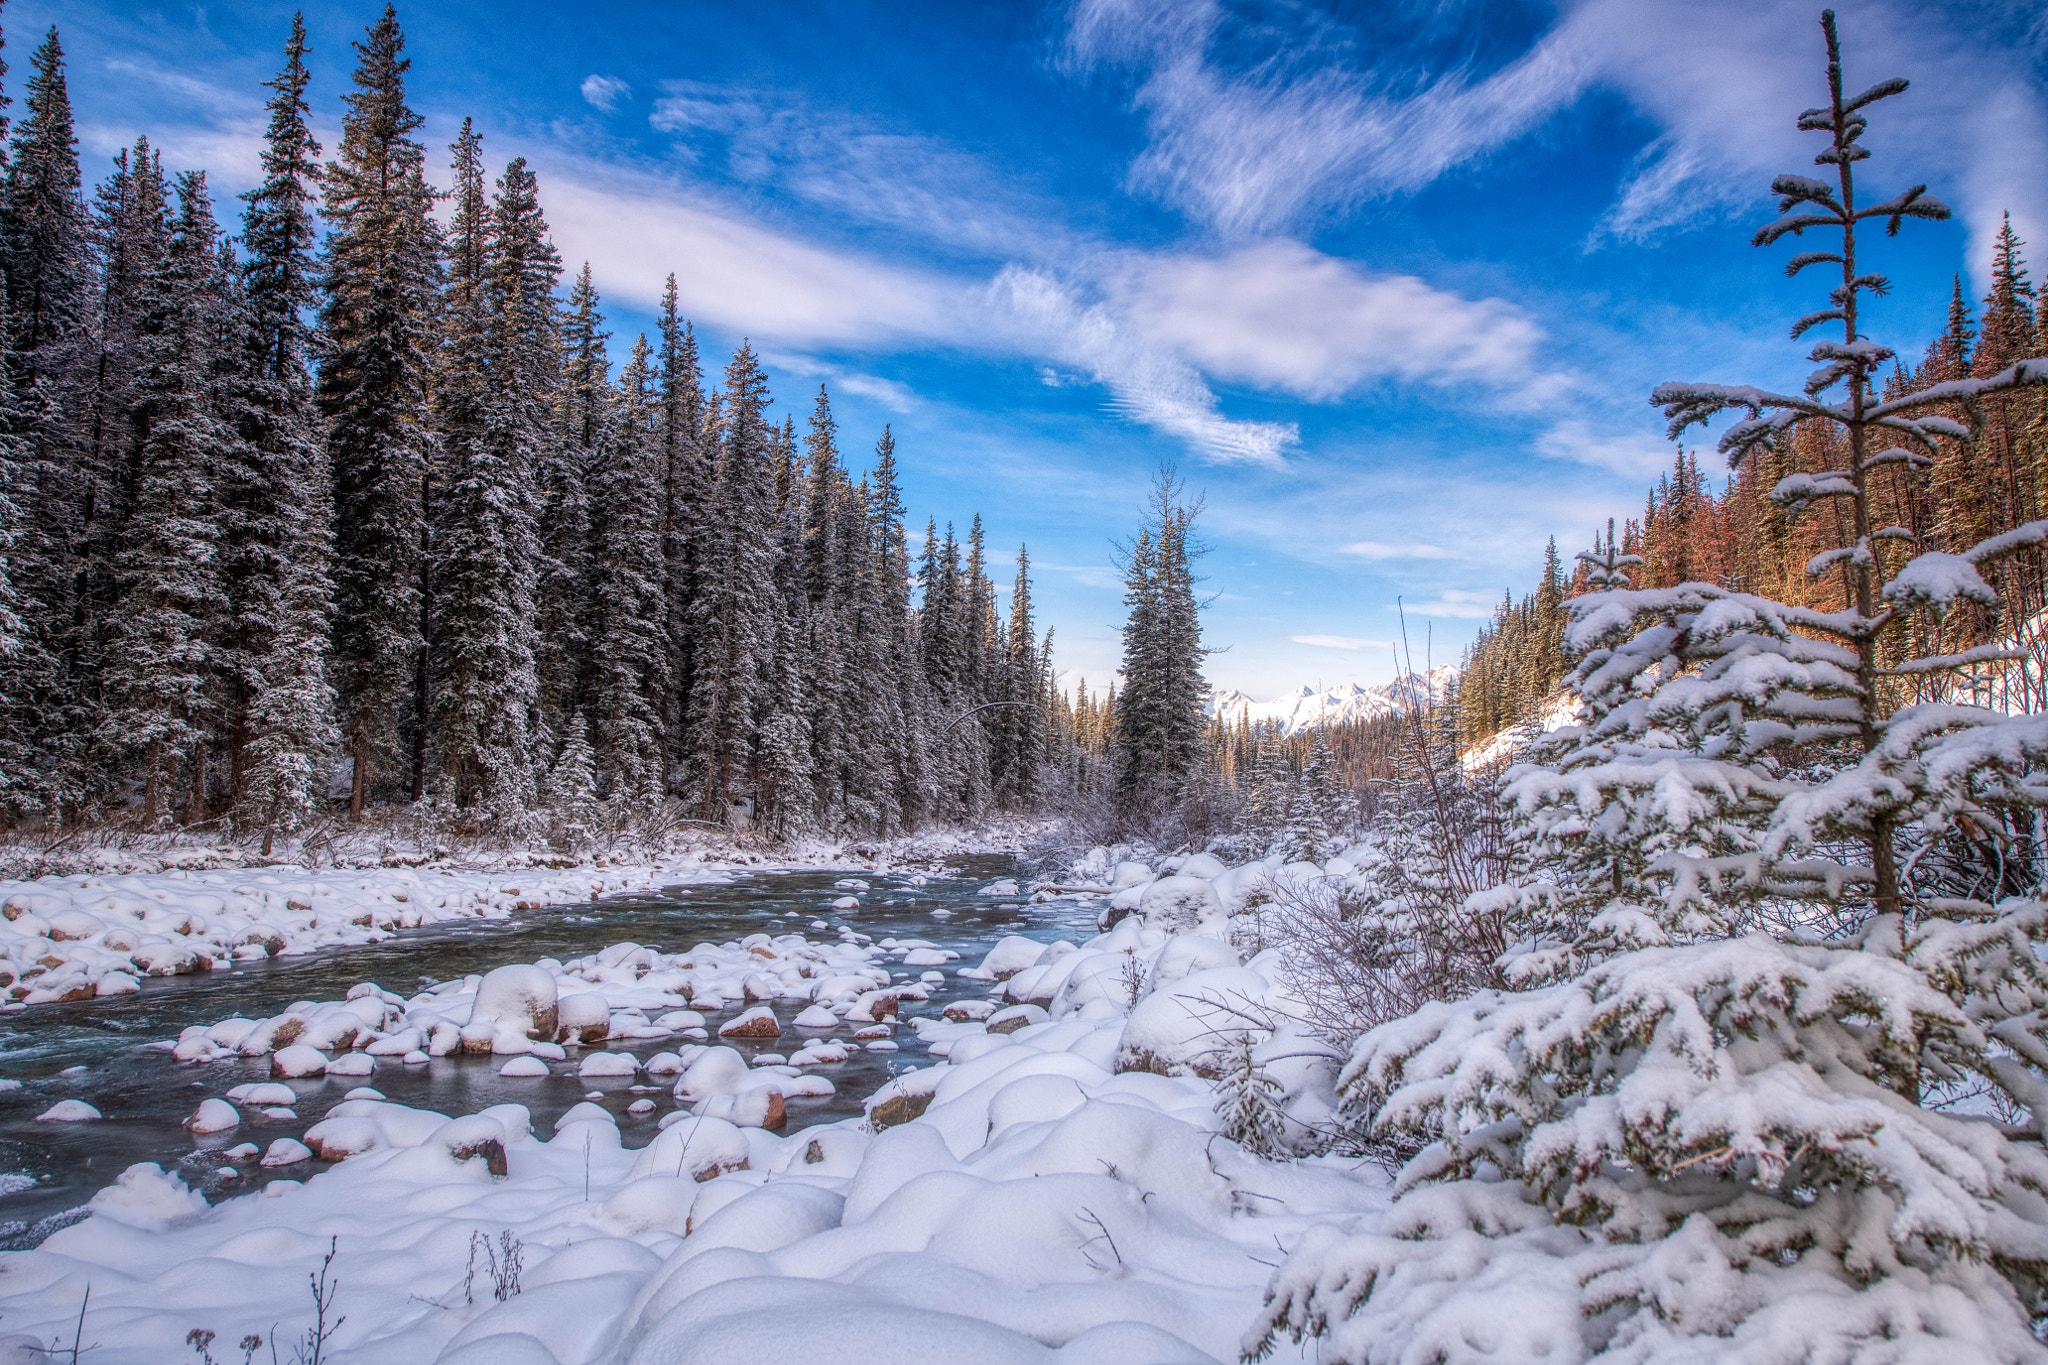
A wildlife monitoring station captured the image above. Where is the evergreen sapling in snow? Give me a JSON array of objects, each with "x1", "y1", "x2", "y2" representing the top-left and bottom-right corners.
[{"x1": 1251, "y1": 17, "x2": 2048, "y2": 1363}]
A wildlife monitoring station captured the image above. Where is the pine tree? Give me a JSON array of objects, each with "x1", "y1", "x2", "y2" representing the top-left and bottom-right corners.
[
  {"x1": 541, "y1": 708, "x2": 596, "y2": 834},
  {"x1": 536, "y1": 262, "x2": 603, "y2": 739},
  {"x1": 588, "y1": 334, "x2": 669, "y2": 803},
  {"x1": 0, "y1": 27, "x2": 94, "y2": 815},
  {"x1": 655, "y1": 276, "x2": 704, "y2": 797},
  {"x1": 229, "y1": 13, "x2": 331, "y2": 832},
  {"x1": 1255, "y1": 20, "x2": 2048, "y2": 1360},
  {"x1": 430, "y1": 143, "x2": 547, "y2": 817},
  {"x1": 685, "y1": 343, "x2": 778, "y2": 825},
  {"x1": 1115, "y1": 468, "x2": 1207, "y2": 804},
  {"x1": 99, "y1": 173, "x2": 234, "y2": 824},
  {"x1": 318, "y1": 5, "x2": 441, "y2": 818}
]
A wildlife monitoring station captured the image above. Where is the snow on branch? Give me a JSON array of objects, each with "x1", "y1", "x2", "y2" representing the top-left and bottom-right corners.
[
  {"x1": 1771, "y1": 470, "x2": 1855, "y2": 514},
  {"x1": 1881, "y1": 552, "x2": 1995, "y2": 611},
  {"x1": 1881, "y1": 644, "x2": 2026, "y2": 678},
  {"x1": 1883, "y1": 520, "x2": 2048, "y2": 612},
  {"x1": 1753, "y1": 210, "x2": 1846, "y2": 248},
  {"x1": 1853, "y1": 184, "x2": 1950, "y2": 236},
  {"x1": 1843, "y1": 76, "x2": 1910, "y2": 112},
  {"x1": 1869, "y1": 358, "x2": 2048, "y2": 419}
]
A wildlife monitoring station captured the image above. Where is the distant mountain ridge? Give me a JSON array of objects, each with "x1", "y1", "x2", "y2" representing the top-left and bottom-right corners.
[{"x1": 1206, "y1": 667, "x2": 1458, "y2": 735}]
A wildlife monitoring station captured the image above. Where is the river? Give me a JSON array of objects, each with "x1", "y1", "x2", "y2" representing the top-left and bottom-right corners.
[{"x1": 0, "y1": 853, "x2": 1082, "y2": 1241}]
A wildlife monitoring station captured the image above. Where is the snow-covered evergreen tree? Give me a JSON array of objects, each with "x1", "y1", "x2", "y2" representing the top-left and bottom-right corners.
[
  {"x1": 430, "y1": 139, "x2": 546, "y2": 818},
  {"x1": 318, "y1": 5, "x2": 441, "y2": 817},
  {"x1": 1253, "y1": 19, "x2": 2048, "y2": 1361},
  {"x1": 589, "y1": 334, "x2": 669, "y2": 804},
  {"x1": 0, "y1": 27, "x2": 95, "y2": 815},
  {"x1": 655, "y1": 276, "x2": 704, "y2": 797},
  {"x1": 99, "y1": 173, "x2": 234, "y2": 824},
  {"x1": 228, "y1": 14, "x2": 331, "y2": 834},
  {"x1": 538, "y1": 261, "x2": 603, "y2": 740},
  {"x1": 685, "y1": 344, "x2": 778, "y2": 825}
]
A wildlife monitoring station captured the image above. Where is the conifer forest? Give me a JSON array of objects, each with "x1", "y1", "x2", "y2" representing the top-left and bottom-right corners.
[{"x1": 6, "y1": 5, "x2": 2048, "y2": 1365}]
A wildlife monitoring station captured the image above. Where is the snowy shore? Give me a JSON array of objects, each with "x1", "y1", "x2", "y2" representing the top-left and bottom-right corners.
[
  {"x1": 0, "y1": 823, "x2": 1030, "y2": 1007},
  {"x1": 0, "y1": 849, "x2": 1377, "y2": 1364}
]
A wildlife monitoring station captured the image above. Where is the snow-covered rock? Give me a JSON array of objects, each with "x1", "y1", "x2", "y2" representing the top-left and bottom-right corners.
[
  {"x1": 184, "y1": 1098, "x2": 239, "y2": 1134},
  {"x1": 35, "y1": 1099, "x2": 100, "y2": 1122}
]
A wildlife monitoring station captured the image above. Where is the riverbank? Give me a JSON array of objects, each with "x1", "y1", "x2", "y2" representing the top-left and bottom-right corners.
[
  {"x1": 0, "y1": 822, "x2": 1045, "y2": 1008},
  {"x1": 0, "y1": 846, "x2": 1380, "y2": 1364}
]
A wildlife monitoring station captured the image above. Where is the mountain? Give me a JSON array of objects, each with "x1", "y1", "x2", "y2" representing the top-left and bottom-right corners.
[{"x1": 1206, "y1": 667, "x2": 1457, "y2": 735}]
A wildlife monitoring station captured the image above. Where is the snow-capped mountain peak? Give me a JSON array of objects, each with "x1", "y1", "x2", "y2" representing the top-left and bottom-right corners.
[{"x1": 1206, "y1": 667, "x2": 1456, "y2": 735}]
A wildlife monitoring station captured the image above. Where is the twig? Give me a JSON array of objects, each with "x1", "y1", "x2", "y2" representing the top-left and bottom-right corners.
[{"x1": 1076, "y1": 1207, "x2": 1122, "y2": 1269}]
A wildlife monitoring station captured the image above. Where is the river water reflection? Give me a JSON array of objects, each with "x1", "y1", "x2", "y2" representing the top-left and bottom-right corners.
[{"x1": 0, "y1": 854, "x2": 1084, "y2": 1240}]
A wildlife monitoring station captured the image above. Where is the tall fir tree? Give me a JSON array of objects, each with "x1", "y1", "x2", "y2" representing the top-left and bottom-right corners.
[
  {"x1": 655, "y1": 276, "x2": 704, "y2": 796},
  {"x1": 0, "y1": 27, "x2": 93, "y2": 815},
  {"x1": 317, "y1": 4, "x2": 441, "y2": 818},
  {"x1": 685, "y1": 343, "x2": 777, "y2": 825},
  {"x1": 98, "y1": 173, "x2": 233, "y2": 824},
  {"x1": 588, "y1": 334, "x2": 669, "y2": 803},
  {"x1": 228, "y1": 12, "x2": 332, "y2": 829},
  {"x1": 537, "y1": 261, "x2": 603, "y2": 738},
  {"x1": 430, "y1": 142, "x2": 547, "y2": 815}
]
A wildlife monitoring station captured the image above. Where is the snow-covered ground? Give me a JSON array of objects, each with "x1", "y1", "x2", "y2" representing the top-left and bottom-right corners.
[
  {"x1": 0, "y1": 853, "x2": 1386, "y2": 1364},
  {"x1": 0, "y1": 863, "x2": 727, "y2": 1007},
  {"x1": 0, "y1": 823, "x2": 1036, "y2": 1008}
]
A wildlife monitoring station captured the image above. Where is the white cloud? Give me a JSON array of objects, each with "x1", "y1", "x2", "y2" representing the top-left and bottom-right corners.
[
  {"x1": 1403, "y1": 589, "x2": 1497, "y2": 619},
  {"x1": 1109, "y1": 240, "x2": 1561, "y2": 404},
  {"x1": 1534, "y1": 418, "x2": 1674, "y2": 480},
  {"x1": 538, "y1": 165, "x2": 972, "y2": 348},
  {"x1": 988, "y1": 264, "x2": 1298, "y2": 467},
  {"x1": 1291, "y1": 634, "x2": 1394, "y2": 650},
  {"x1": 648, "y1": 81, "x2": 1065, "y2": 260},
  {"x1": 581, "y1": 75, "x2": 631, "y2": 112},
  {"x1": 1066, "y1": 0, "x2": 2048, "y2": 268},
  {"x1": 1065, "y1": 0, "x2": 1593, "y2": 236},
  {"x1": 1341, "y1": 541, "x2": 1454, "y2": 561}
]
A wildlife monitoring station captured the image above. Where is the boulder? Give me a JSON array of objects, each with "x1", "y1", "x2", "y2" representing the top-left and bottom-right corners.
[
  {"x1": 464, "y1": 964, "x2": 559, "y2": 1053},
  {"x1": 717, "y1": 1006, "x2": 780, "y2": 1039},
  {"x1": 185, "y1": 1098, "x2": 239, "y2": 1134},
  {"x1": 556, "y1": 992, "x2": 610, "y2": 1044}
]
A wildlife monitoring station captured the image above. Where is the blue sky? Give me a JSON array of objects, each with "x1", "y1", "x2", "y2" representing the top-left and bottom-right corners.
[{"x1": 32, "y1": 0, "x2": 2048, "y2": 697}]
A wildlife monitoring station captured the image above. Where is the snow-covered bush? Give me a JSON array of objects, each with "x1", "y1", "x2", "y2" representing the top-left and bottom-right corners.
[{"x1": 1252, "y1": 17, "x2": 2048, "y2": 1362}]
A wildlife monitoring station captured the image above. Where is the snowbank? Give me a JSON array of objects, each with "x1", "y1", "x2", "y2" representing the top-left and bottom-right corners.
[
  {"x1": 166, "y1": 929, "x2": 907, "y2": 1066},
  {"x1": 0, "y1": 853, "x2": 1384, "y2": 1363},
  {"x1": 0, "y1": 862, "x2": 733, "y2": 1007}
]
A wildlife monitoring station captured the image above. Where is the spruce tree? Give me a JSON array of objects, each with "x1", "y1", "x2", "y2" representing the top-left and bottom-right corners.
[
  {"x1": 228, "y1": 13, "x2": 332, "y2": 830},
  {"x1": 431, "y1": 144, "x2": 547, "y2": 816},
  {"x1": 318, "y1": 4, "x2": 441, "y2": 818},
  {"x1": 589, "y1": 334, "x2": 669, "y2": 803},
  {"x1": 1256, "y1": 19, "x2": 2048, "y2": 1359},
  {"x1": 656, "y1": 276, "x2": 704, "y2": 795},
  {"x1": 1114, "y1": 468, "x2": 1207, "y2": 804},
  {"x1": 864, "y1": 427, "x2": 918, "y2": 831},
  {"x1": 685, "y1": 343, "x2": 777, "y2": 824},
  {"x1": 536, "y1": 262, "x2": 604, "y2": 739},
  {"x1": 0, "y1": 27, "x2": 93, "y2": 815},
  {"x1": 99, "y1": 173, "x2": 233, "y2": 824}
]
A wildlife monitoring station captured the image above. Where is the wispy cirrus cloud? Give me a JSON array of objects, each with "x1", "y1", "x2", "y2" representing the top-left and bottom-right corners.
[
  {"x1": 581, "y1": 74, "x2": 631, "y2": 111},
  {"x1": 1403, "y1": 588, "x2": 1497, "y2": 619},
  {"x1": 1065, "y1": 0, "x2": 2048, "y2": 269},
  {"x1": 1291, "y1": 633, "x2": 1394, "y2": 650},
  {"x1": 1342, "y1": 541, "x2": 1453, "y2": 561},
  {"x1": 1534, "y1": 418, "x2": 1674, "y2": 480},
  {"x1": 1064, "y1": 0, "x2": 1592, "y2": 237}
]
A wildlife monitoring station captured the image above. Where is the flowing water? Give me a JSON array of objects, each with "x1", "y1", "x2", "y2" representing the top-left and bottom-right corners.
[{"x1": 0, "y1": 855, "x2": 1085, "y2": 1242}]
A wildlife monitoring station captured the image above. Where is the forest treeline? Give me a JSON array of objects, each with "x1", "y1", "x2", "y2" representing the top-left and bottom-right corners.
[
  {"x1": 1457, "y1": 219, "x2": 2048, "y2": 747},
  {"x1": 0, "y1": 9, "x2": 1070, "y2": 845}
]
